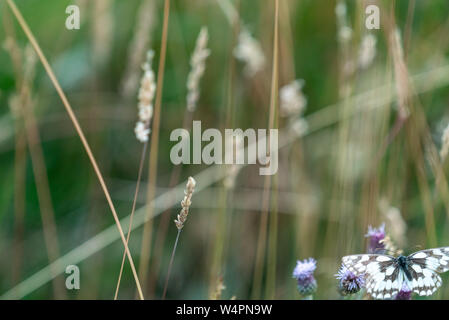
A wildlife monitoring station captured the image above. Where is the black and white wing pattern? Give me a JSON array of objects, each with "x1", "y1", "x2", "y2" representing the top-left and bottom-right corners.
[
  {"x1": 406, "y1": 247, "x2": 449, "y2": 296},
  {"x1": 343, "y1": 247, "x2": 449, "y2": 299},
  {"x1": 342, "y1": 254, "x2": 400, "y2": 299}
]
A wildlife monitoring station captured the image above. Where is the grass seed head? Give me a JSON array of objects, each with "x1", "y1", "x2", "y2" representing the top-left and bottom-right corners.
[
  {"x1": 174, "y1": 177, "x2": 196, "y2": 230},
  {"x1": 135, "y1": 50, "x2": 156, "y2": 143},
  {"x1": 187, "y1": 27, "x2": 210, "y2": 112}
]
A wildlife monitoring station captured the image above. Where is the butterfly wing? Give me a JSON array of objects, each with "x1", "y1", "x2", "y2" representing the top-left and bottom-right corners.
[
  {"x1": 342, "y1": 254, "x2": 399, "y2": 299},
  {"x1": 406, "y1": 247, "x2": 449, "y2": 296}
]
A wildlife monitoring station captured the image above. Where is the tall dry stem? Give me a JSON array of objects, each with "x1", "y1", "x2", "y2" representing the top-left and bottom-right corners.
[
  {"x1": 138, "y1": 0, "x2": 171, "y2": 296},
  {"x1": 162, "y1": 177, "x2": 196, "y2": 299},
  {"x1": 252, "y1": 0, "x2": 279, "y2": 299},
  {"x1": 6, "y1": 0, "x2": 144, "y2": 300}
]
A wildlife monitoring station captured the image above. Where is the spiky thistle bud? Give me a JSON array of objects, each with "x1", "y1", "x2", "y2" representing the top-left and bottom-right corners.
[{"x1": 293, "y1": 258, "x2": 317, "y2": 297}]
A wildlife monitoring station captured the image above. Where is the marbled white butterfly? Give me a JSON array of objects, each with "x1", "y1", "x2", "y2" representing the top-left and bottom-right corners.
[{"x1": 342, "y1": 247, "x2": 449, "y2": 299}]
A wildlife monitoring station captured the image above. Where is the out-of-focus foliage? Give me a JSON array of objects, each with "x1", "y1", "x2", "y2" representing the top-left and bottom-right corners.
[{"x1": 1, "y1": 0, "x2": 449, "y2": 300}]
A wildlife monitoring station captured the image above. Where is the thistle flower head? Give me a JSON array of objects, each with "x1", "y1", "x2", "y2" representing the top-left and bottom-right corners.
[
  {"x1": 293, "y1": 258, "x2": 317, "y2": 296},
  {"x1": 335, "y1": 265, "x2": 365, "y2": 295},
  {"x1": 395, "y1": 283, "x2": 412, "y2": 300},
  {"x1": 365, "y1": 223, "x2": 386, "y2": 253}
]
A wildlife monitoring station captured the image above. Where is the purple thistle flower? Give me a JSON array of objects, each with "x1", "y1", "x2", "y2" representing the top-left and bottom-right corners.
[
  {"x1": 395, "y1": 283, "x2": 412, "y2": 300},
  {"x1": 365, "y1": 223, "x2": 386, "y2": 253},
  {"x1": 335, "y1": 265, "x2": 365, "y2": 295},
  {"x1": 293, "y1": 258, "x2": 317, "y2": 296}
]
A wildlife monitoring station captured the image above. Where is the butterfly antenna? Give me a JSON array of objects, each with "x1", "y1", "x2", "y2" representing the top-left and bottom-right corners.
[
  {"x1": 385, "y1": 249, "x2": 398, "y2": 256},
  {"x1": 405, "y1": 245, "x2": 423, "y2": 254},
  {"x1": 373, "y1": 248, "x2": 396, "y2": 256}
]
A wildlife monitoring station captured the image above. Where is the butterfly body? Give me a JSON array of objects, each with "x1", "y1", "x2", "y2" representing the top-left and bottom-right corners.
[
  {"x1": 396, "y1": 255, "x2": 412, "y2": 281},
  {"x1": 342, "y1": 247, "x2": 449, "y2": 299}
]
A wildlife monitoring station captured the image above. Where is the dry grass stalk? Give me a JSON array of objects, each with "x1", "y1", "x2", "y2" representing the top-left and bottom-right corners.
[
  {"x1": 187, "y1": 27, "x2": 210, "y2": 112},
  {"x1": 217, "y1": 0, "x2": 239, "y2": 26},
  {"x1": 379, "y1": 199, "x2": 406, "y2": 247},
  {"x1": 92, "y1": 0, "x2": 113, "y2": 67},
  {"x1": 252, "y1": 0, "x2": 279, "y2": 299},
  {"x1": 114, "y1": 49, "x2": 157, "y2": 299},
  {"x1": 280, "y1": 79, "x2": 307, "y2": 118},
  {"x1": 147, "y1": 26, "x2": 209, "y2": 297},
  {"x1": 335, "y1": 0, "x2": 351, "y2": 42},
  {"x1": 135, "y1": 50, "x2": 156, "y2": 143},
  {"x1": 380, "y1": 236, "x2": 403, "y2": 256},
  {"x1": 358, "y1": 34, "x2": 377, "y2": 70},
  {"x1": 384, "y1": 10, "x2": 439, "y2": 246},
  {"x1": 162, "y1": 177, "x2": 196, "y2": 299},
  {"x1": 138, "y1": 0, "x2": 171, "y2": 296},
  {"x1": 223, "y1": 134, "x2": 244, "y2": 189},
  {"x1": 7, "y1": 39, "x2": 66, "y2": 299},
  {"x1": 209, "y1": 137, "x2": 240, "y2": 296},
  {"x1": 210, "y1": 276, "x2": 226, "y2": 300},
  {"x1": 11, "y1": 108, "x2": 26, "y2": 286},
  {"x1": 440, "y1": 123, "x2": 449, "y2": 161},
  {"x1": 6, "y1": 0, "x2": 144, "y2": 300},
  {"x1": 390, "y1": 28, "x2": 410, "y2": 120},
  {"x1": 335, "y1": 0, "x2": 353, "y2": 97},
  {"x1": 233, "y1": 28, "x2": 266, "y2": 77},
  {"x1": 2, "y1": 10, "x2": 27, "y2": 285},
  {"x1": 174, "y1": 177, "x2": 196, "y2": 230},
  {"x1": 114, "y1": 143, "x2": 148, "y2": 299},
  {"x1": 120, "y1": 0, "x2": 157, "y2": 98}
]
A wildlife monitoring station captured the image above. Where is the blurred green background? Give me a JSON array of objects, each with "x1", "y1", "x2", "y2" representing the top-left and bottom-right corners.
[{"x1": 1, "y1": 0, "x2": 449, "y2": 300}]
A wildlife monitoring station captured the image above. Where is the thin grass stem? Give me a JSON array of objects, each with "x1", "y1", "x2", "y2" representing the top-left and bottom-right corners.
[
  {"x1": 137, "y1": 0, "x2": 171, "y2": 296},
  {"x1": 114, "y1": 141, "x2": 148, "y2": 299},
  {"x1": 161, "y1": 229, "x2": 181, "y2": 300},
  {"x1": 251, "y1": 0, "x2": 279, "y2": 300},
  {"x1": 6, "y1": 0, "x2": 144, "y2": 300}
]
